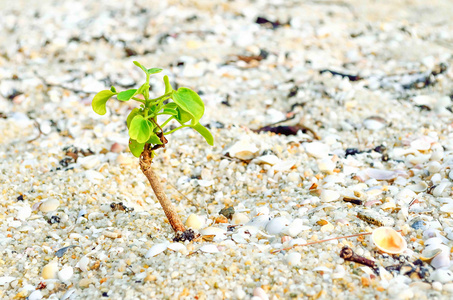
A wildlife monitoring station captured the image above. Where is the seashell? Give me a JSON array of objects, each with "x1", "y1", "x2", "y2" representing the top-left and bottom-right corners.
[
  {"x1": 199, "y1": 227, "x2": 227, "y2": 236},
  {"x1": 271, "y1": 160, "x2": 296, "y2": 173},
  {"x1": 58, "y1": 266, "x2": 74, "y2": 282},
  {"x1": 232, "y1": 213, "x2": 250, "y2": 225},
  {"x1": 407, "y1": 181, "x2": 428, "y2": 192},
  {"x1": 410, "y1": 220, "x2": 428, "y2": 230},
  {"x1": 441, "y1": 203, "x2": 453, "y2": 213},
  {"x1": 237, "y1": 225, "x2": 260, "y2": 236},
  {"x1": 145, "y1": 243, "x2": 169, "y2": 258},
  {"x1": 332, "y1": 265, "x2": 346, "y2": 279},
  {"x1": 265, "y1": 217, "x2": 289, "y2": 235},
  {"x1": 395, "y1": 188, "x2": 416, "y2": 204},
  {"x1": 419, "y1": 248, "x2": 442, "y2": 262},
  {"x1": 320, "y1": 190, "x2": 341, "y2": 202},
  {"x1": 41, "y1": 261, "x2": 58, "y2": 279},
  {"x1": 429, "y1": 269, "x2": 453, "y2": 283},
  {"x1": 430, "y1": 249, "x2": 451, "y2": 269},
  {"x1": 371, "y1": 227, "x2": 407, "y2": 254},
  {"x1": 304, "y1": 142, "x2": 329, "y2": 158},
  {"x1": 39, "y1": 199, "x2": 60, "y2": 213},
  {"x1": 281, "y1": 236, "x2": 292, "y2": 243},
  {"x1": 0, "y1": 276, "x2": 16, "y2": 286},
  {"x1": 199, "y1": 244, "x2": 219, "y2": 253},
  {"x1": 286, "y1": 218, "x2": 304, "y2": 237},
  {"x1": 252, "y1": 154, "x2": 280, "y2": 166},
  {"x1": 76, "y1": 256, "x2": 90, "y2": 272},
  {"x1": 227, "y1": 139, "x2": 259, "y2": 160},
  {"x1": 232, "y1": 233, "x2": 248, "y2": 244},
  {"x1": 285, "y1": 252, "x2": 301, "y2": 266},
  {"x1": 253, "y1": 287, "x2": 269, "y2": 300},
  {"x1": 365, "y1": 168, "x2": 397, "y2": 180},
  {"x1": 410, "y1": 137, "x2": 432, "y2": 151},
  {"x1": 185, "y1": 214, "x2": 204, "y2": 230},
  {"x1": 428, "y1": 161, "x2": 441, "y2": 173},
  {"x1": 363, "y1": 116, "x2": 387, "y2": 130},
  {"x1": 84, "y1": 170, "x2": 105, "y2": 184},
  {"x1": 286, "y1": 172, "x2": 301, "y2": 183},
  {"x1": 407, "y1": 154, "x2": 431, "y2": 165},
  {"x1": 197, "y1": 179, "x2": 214, "y2": 187},
  {"x1": 247, "y1": 215, "x2": 271, "y2": 229},
  {"x1": 167, "y1": 243, "x2": 186, "y2": 252},
  {"x1": 318, "y1": 158, "x2": 335, "y2": 173},
  {"x1": 78, "y1": 155, "x2": 100, "y2": 169},
  {"x1": 432, "y1": 182, "x2": 450, "y2": 197},
  {"x1": 16, "y1": 205, "x2": 32, "y2": 221},
  {"x1": 28, "y1": 291, "x2": 43, "y2": 300}
]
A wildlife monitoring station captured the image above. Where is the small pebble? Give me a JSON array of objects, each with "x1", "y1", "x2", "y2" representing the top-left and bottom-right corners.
[
  {"x1": 285, "y1": 252, "x2": 301, "y2": 266},
  {"x1": 39, "y1": 199, "x2": 60, "y2": 213},
  {"x1": 185, "y1": 214, "x2": 204, "y2": 230},
  {"x1": 41, "y1": 261, "x2": 58, "y2": 279},
  {"x1": 253, "y1": 287, "x2": 269, "y2": 300},
  {"x1": 265, "y1": 217, "x2": 289, "y2": 235},
  {"x1": 58, "y1": 266, "x2": 74, "y2": 282},
  {"x1": 28, "y1": 290, "x2": 43, "y2": 300},
  {"x1": 320, "y1": 190, "x2": 341, "y2": 202},
  {"x1": 232, "y1": 213, "x2": 250, "y2": 225}
]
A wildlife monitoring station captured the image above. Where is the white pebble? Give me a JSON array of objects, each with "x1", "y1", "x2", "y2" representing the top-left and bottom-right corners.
[
  {"x1": 185, "y1": 214, "x2": 204, "y2": 230},
  {"x1": 318, "y1": 158, "x2": 335, "y2": 173},
  {"x1": 39, "y1": 199, "x2": 60, "y2": 213},
  {"x1": 265, "y1": 217, "x2": 289, "y2": 235},
  {"x1": 227, "y1": 139, "x2": 259, "y2": 160},
  {"x1": 232, "y1": 213, "x2": 250, "y2": 225},
  {"x1": 286, "y1": 218, "x2": 304, "y2": 237},
  {"x1": 16, "y1": 205, "x2": 32, "y2": 221},
  {"x1": 199, "y1": 244, "x2": 219, "y2": 253},
  {"x1": 304, "y1": 142, "x2": 329, "y2": 158},
  {"x1": 28, "y1": 290, "x2": 43, "y2": 300},
  {"x1": 145, "y1": 243, "x2": 168, "y2": 258},
  {"x1": 285, "y1": 252, "x2": 301, "y2": 266},
  {"x1": 76, "y1": 256, "x2": 90, "y2": 272},
  {"x1": 253, "y1": 287, "x2": 269, "y2": 300},
  {"x1": 432, "y1": 281, "x2": 443, "y2": 291},
  {"x1": 84, "y1": 170, "x2": 105, "y2": 184},
  {"x1": 320, "y1": 190, "x2": 341, "y2": 202},
  {"x1": 430, "y1": 269, "x2": 453, "y2": 283},
  {"x1": 58, "y1": 266, "x2": 74, "y2": 282},
  {"x1": 78, "y1": 155, "x2": 101, "y2": 169}
]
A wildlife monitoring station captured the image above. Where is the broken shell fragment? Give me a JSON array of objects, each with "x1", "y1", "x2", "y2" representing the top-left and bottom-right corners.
[
  {"x1": 371, "y1": 227, "x2": 407, "y2": 254},
  {"x1": 419, "y1": 248, "x2": 442, "y2": 263},
  {"x1": 226, "y1": 139, "x2": 259, "y2": 160}
]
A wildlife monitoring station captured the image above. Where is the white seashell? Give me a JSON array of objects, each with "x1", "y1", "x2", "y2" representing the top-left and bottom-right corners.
[
  {"x1": 431, "y1": 250, "x2": 451, "y2": 269},
  {"x1": 247, "y1": 215, "x2": 271, "y2": 229},
  {"x1": 285, "y1": 252, "x2": 301, "y2": 266},
  {"x1": 286, "y1": 218, "x2": 304, "y2": 237},
  {"x1": 412, "y1": 95, "x2": 436, "y2": 108},
  {"x1": 441, "y1": 203, "x2": 453, "y2": 213},
  {"x1": 271, "y1": 160, "x2": 296, "y2": 173},
  {"x1": 286, "y1": 172, "x2": 301, "y2": 183},
  {"x1": 429, "y1": 269, "x2": 453, "y2": 283},
  {"x1": 363, "y1": 116, "x2": 386, "y2": 130},
  {"x1": 28, "y1": 290, "x2": 43, "y2": 300},
  {"x1": 232, "y1": 213, "x2": 250, "y2": 225},
  {"x1": 251, "y1": 206, "x2": 270, "y2": 216},
  {"x1": 227, "y1": 140, "x2": 259, "y2": 160},
  {"x1": 78, "y1": 156, "x2": 100, "y2": 169},
  {"x1": 265, "y1": 217, "x2": 289, "y2": 235},
  {"x1": 0, "y1": 276, "x2": 16, "y2": 286},
  {"x1": 84, "y1": 170, "x2": 105, "y2": 184},
  {"x1": 16, "y1": 205, "x2": 32, "y2": 221},
  {"x1": 199, "y1": 244, "x2": 219, "y2": 253},
  {"x1": 408, "y1": 181, "x2": 428, "y2": 192},
  {"x1": 232, "y1": 233, "x2": 248, "y2": 244},
  {"x1": 449, "y1": 170, "x2": 453, "y2": 181},
  {"x1": 197, "y1": 179, "x2": 214, "y2": 187},
  {"x1": 252, "y1": 155, "x2": 280, "y2": 166},
  {"x1": 237, "y1": 225, "x2": 260, "y2": 236},
  {"x1": 58, "y1": 266, "x2": 74, "y2": 282},
  {"x1": 145, "y1": 243, "x2": 169, "y2": 258},
  {"x1": 395, "y1": 189, "x2": 416, "y2": 204},
  {"x1": 318, "y1": 157, "x2": 335, "y2": 173},
  {"x1": 433, "y1": 182, "x2": 450, "y2": 197},
  {"x1": 320, "y1": 190, "x2": 341, "y2": 202},
  {"x1": 304, "y1": 142, "x2": 329, "y2": 158},
  {"x1": 371, "y1": 227, "x2": 407, "y2": 254},
  {"x1": 253, "y1": 287, "x2": 269, "y2": 300},
  {"x1": 167, "y1": 243, "x2": 186, "y2": 252},
  {"x1": 410, "y1": 137, "x2": 432, "y2": 151},
  {"x1": 365, "y1": 168, "x2": 397, "y2": 180},
  {"x1": 407, "y1": 154, "x2": 431, "y2": 165},
  {"x1": 431, "y1": 173, "x2": 442, "y2": 184},
  {"x1": 428, "y1": 161, "x2": 441, "y2": 173},
  {"x1": 76, "y1": 256, "x2": 90, "y2": 272},
  {"x1": 200, "y1": 227, "x2": 227, "y2": 236},
  {"x1": 41, "y1": 261, "x2": 58, "y2": 279},
  {"x1": 185, "y1": 214, "x2": 204, "y2": 230},
  {"x1": 39, "y1": 199, "x2": 60, "y2": 213}
]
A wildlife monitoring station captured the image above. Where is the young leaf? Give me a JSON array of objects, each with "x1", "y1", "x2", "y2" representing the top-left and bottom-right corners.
[
  {"x1": 117, "y1": 89, "x2": 137, "y2": 101},
  {"x1": 175, "y1": 107, "x2": 193, "y2": 124},
  {"x1": 126, "y1": 108, "x2": 141, "y2": 129},
  {"x1": 172, "y1": 88, "x2": 204, "y2": 124},
  {"x1": 133, "y1": 61, "x2": 148, "y2": 74},
  {"x1": 147, "y1": 134, "x2": 163, "y2": 145},
  {"x1": 164, "y1": 75, "x2": 172, "y2": 94},
  {"x1": 162, "y1": 108, "x2": 178, "y2": 116},
  {"x1": 136, "y1": 83, "x2": 150, "y2": 99},
  {"x1": 129, "y1": 115, "x2": 153, "y2": 143},
  {"x1": 147, "y1": 68, "x2": 163, "y2": 75},
  {"x1": 129, "y1": 138, "x2": 145, "y2": 157},
  {"x1": 92, "y1": 90, "x2": 115, "y2": 115},
  {"x1": 192, "y1": 123, "x2": 214, "y2": 146},
  {"x1": 163, "y1": 102, "x2": 178, "y2": 110},
  {"x1": 110, "y1": 86, "x2": 117, "y2": 93}
]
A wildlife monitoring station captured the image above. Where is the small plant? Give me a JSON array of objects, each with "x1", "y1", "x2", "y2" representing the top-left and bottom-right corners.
[{"x1": 92, "y1": 61, "x2": 213, "y2": 240}]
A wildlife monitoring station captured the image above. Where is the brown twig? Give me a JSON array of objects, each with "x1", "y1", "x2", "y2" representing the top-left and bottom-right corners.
[
  {"x1": 139, "y1": 144, "x2": 185, "y2": 233},
  {"x1": 27, "y1": 120, "x2": 42, "y2": 143}
]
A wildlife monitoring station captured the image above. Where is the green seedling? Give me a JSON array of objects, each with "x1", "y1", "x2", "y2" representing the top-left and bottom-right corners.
[{"x1": 92, "y1": 61, "x2": 213, "y2": 240}]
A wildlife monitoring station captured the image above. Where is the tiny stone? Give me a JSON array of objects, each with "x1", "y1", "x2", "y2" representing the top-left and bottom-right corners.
[{"x1": 39, "y1": 199, "x2": 60, "y2": 213}]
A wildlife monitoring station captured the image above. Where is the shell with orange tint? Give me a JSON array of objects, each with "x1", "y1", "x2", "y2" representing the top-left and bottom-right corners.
[{"x1": 371, "y1": 227, "x2": 407, "y2": 254}]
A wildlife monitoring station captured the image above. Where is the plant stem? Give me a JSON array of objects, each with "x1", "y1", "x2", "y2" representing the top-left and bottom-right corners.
[
  {"x1": 163, "y1": 125, "x2": 190, "y2": 135},
  {"x1": 139, "y1": 145, "x2": 185, "y2": 233},
  {"x1": 160, "y1": 116, "x2": 174, "y2": 129},
  {"x1": 132, "y1": 97, "x2": 146, "y2": 104}
]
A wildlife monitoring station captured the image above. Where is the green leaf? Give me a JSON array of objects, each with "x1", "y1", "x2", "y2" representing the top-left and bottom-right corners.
[
  {"x1": 164, "y1": 75, "x2": 172, "y2": 94},
  {"x1": 136, "y1": 83, "x2": 149, "y2": 98},
  {"x1": 192, "y1": 123, "x2": 214, "y2": 146},
  {"x1": 162, "y1": 108, "x2": 178, "y2": 116},
  {"x1": 133, "y1": 61, "x2": 148, "y2": 74},
  {"x1": 163, "y1": 102, "x2": 178, "y2": 110},
  {"x1": 110, "y1": 86, "x2": 117, "y2": 93},
  {"x1": 172, "y1": 88, "x2": 205, "y2": 125},
  {"x1": 147, "y1": 134, "x2": 163, "y2": 145},
  {"x1": 92, "y1": 90, "x2": 115, "y2": 115},
  {"x1": 117, "y1": 89, "x2": 137, "y2": 101},
  {"x1": 129, "y1": 139, "x2": 145, "y2": 157},
  {"x1": 175, "y1": 107, "x2": 193, "y2": 124},
  {"x1": 129, "y1": 115, "x2": 153, "y2": 143},
  {"x1": 126, "y1": 108, "x2": 141, "y2": 129},
  {"x1": 147, "y1": 68, "x2": 163, "y2": 75}
]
